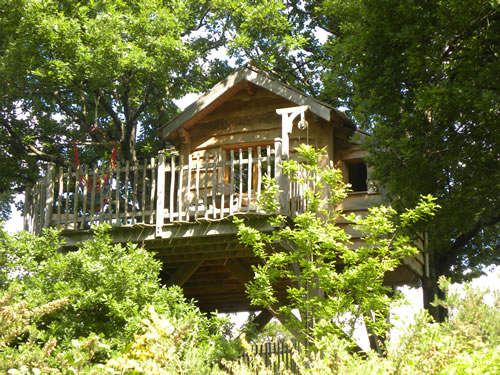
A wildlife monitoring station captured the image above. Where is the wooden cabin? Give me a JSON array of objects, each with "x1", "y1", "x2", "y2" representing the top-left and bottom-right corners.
[{"x1": 24, "y1": 64, "x2": 425, "y2": 315}]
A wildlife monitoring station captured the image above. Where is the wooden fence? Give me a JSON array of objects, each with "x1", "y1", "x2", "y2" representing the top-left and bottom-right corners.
[
  {"x1": 241, "y1": 340, "x2": 300, "y2": 374},
  {"x1": 24, "y1": 145, "x2": 309, "y2": 235}
]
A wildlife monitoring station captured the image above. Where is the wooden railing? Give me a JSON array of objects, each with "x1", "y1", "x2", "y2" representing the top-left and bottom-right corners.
[
  {"x1": 241, "y1": 340, "x2": 300, "y2": 373},
  {"x1": 24, "y1": 143, "x2": 307, "y2": 235}
]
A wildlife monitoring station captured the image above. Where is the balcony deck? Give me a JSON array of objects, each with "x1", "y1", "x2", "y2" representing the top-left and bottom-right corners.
[
  {"x1": 25, "y1": 147, "x2": 309, "y2": 240},
  {"x1": 24, "y1": 148, "x2": 422, "y2": 312}
]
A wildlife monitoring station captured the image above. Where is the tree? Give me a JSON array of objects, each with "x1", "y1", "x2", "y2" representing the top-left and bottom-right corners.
[
  {"x1": 234, "y1": 145, "x2": 438, "y2": 350},
  {"x1": 238, "y1": 0, "x2": 499, "y2": 322},
  {"x1": 0, "y1": 0, "x2": 296, "y2": 218},
  {"x1": 311, "y1": 0, "x2": 500, "y2": 321}
]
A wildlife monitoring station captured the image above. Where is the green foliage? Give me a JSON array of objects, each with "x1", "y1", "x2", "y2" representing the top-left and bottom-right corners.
[
  {"x1": 316, "y1": 0, "x2": 500, "y2": 287},
  {"x1": 223, "y1": 0, "x2": 499, "y2": 318},
  {"x1": 234, "y1": 145, "x2": 439, "y2": 348},
  {"x1": 104, "y1": 306, "x2": 225, "y2": 374},
  {"x1": 0, "y1": 0, "x2": 293, "y2": 212},
  {"x1": 0, "y1": 224, "x2": 233, "y2": 373},
  {"x1": 225, "y1": 278, "x2": 500, "y2": 374}
]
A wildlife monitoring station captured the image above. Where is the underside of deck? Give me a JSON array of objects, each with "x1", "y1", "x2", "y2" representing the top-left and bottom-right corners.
[{"x1": 58, "y1": 217, "x2": 423, "y2": 313}]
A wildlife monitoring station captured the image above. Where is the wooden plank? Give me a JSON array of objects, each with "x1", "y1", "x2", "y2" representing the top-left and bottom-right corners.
[
  {"x1": 132, "y1": 161, "x2": 138, "y2": 224},
  {"x1": 156, "y1": 152, "x2": 166, "y2": 236},
  {"x1": 43, "y1": 164, "x2": 55, "y2": 227},
  {"x1": 160, "y1": 66, "x2": 331, "y2": 140},
  {"x1": 274, "y1": 139, "x2": 288, "y2": 215},
  {"x1": 250, "y1": 309, "x2": 274, "y2": 332},
  {"x1": 223, "y1": 258, "x2": 254, "y2": 285},
  {"x1": 337, "y1": 193, "x2": 382, "y2": 211},
  {"x1": 211, "y1": 152, "x2": 217, "y2": 219},
  {"x1": 141, "y1": 159, "x2": 147, "y2": 223},
  {"x1": 73, "y1": 167, "x2": 80, "y2": 230},
  {"x1": 157, "y1": 249, "x2": 254, "y2": 263},
  {"x1": 169, "y1": 155, "x2": 175, "y2": 223},
  {"x1": 194, "y1": 155, "x2": 200, "y2": 220},
  {"x1": 165, "y1": 260, "x2": 204, "y2": 287},
  {"x1": 266, "y1": 145, "x2": 271, "y2": 177},
  {"x1": 247, "y1": 148, "x2": 252, "y2": 213},
  {"x1": 178, "y1": 154, "x2": 184, "y2": 222},
  {"x1": 124, "y1": 160, "x2": 130, "y2": 224},
  {"x1": 81, "y1": 165, "x2": 89, "y2": 229},
  {"x1": 257, "y1": 146, "x2": 262, "y2": 201},
  {"x1": 115, "y1": 162, "x2": 121, "y2": 226},
  {"x1": 220, "y1": 151, "x2": 226, "y2": 219},
  {"x1": 99, "y1": 165, "x2": 106, "y2": 223},
  {"x1": 106, "y1": 165, "x2": 113, "y2": 223},
  {"x1": 238, "y1": 149, "x2": 243, "y2": 211},
  {"x1": 23, "y1": 184, "x2": 32, "y2": 231},
  {"x1": 203, "y1": 152, "x2": 209, "y2": 219},
  {"x1": 64, "y1": 167, "x2": 70, "y2": 229},
  {"x1": 229, "y1": 150, "x2": 235, "y2": 216},
  {"x1": 149, "y1": 158, "x2": 156, "y2": 224},
  {"x1": 90, "y1": 166, "x2": 97, "y2": 225},
  {"x1": 56, "y1": 167, "x2": 63, "y2": 226},
  {"x1": 186, "y1": 154, "x2": 192, "y2": 222}
]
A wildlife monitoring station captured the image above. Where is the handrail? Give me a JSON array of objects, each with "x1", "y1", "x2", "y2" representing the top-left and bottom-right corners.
[{"x1": 24, "y1": 144, "x2": 307, "y2": 235}]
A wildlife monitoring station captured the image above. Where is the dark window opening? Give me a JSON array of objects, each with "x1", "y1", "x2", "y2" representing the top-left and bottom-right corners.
[{"x1": 348, "y1": 162, "x2": 367, "y2": 192}]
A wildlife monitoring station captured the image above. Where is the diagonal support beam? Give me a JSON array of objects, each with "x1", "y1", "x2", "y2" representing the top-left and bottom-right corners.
[
  {"x1": 223, "y1": 258, "x2": 306, "y2": 345},
  {"x1": 250, "y1": 309, "x2": 274, "y2": 332},
  {"x1": 166, "y1": 260, "x2": 203, "y2": 287}
]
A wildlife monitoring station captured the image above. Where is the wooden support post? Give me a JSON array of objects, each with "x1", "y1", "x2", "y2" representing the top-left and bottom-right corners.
[
  {"x1": 44, "y1": 163, "x2": 55, "y2": 228},
  {"x1": 24, "y1": 184, "x2": 32, "y2": 231},
  {"x1": 223, "y1": 257, "x2": 305, "y2": 344},
  {"x1": 274, "y1": 138, "x2": 288, "y2": 216},
  {"x1": 156, "y1": 151, "x2": 166, "y2": 237},
  {"x1": 166, "y1": 260, "x2": 203, "y2": 287},
  {"x1": 250, "y1": 309, "x2": 274, "y2": 332}
]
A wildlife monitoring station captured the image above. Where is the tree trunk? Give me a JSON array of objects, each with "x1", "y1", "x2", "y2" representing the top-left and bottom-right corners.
[{"x1": 422, "y1": 250, "x2": 448, "y2": 323}]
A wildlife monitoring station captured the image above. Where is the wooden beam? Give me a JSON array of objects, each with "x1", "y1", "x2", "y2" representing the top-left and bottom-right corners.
[
  {"x1": 166, "y1": 260, "x2": 203, "y2": 287},
  {"x1": 156, "y1": 249, "x2": 254, "y2": 263},
  {"x1": 224, "y1": 257, "x2": 306, "y2": 344},
  {"x1": 223, "y1": 258, "x2": 254, "y2": 284},
  {"x1": 250, "y1": 309, "x2": 274, "y2": 332}
]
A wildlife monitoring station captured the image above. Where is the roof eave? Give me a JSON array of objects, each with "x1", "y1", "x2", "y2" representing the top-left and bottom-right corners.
[{"x1": 160, "y1": 66, "x2": 335, "y2": 140}]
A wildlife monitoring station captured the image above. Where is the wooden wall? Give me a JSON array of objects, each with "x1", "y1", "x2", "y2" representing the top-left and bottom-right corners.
[{"x1": 178, "y1": 86, "x2": 332, "y2": 160}]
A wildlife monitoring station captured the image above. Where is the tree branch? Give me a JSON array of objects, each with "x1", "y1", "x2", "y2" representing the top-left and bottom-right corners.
[
  {"x1": 439, "y1": 211, "x2": 500, "y2": 273},
  {"x1": 1, "y1": 118, "x2": 70, "y2": 167}
]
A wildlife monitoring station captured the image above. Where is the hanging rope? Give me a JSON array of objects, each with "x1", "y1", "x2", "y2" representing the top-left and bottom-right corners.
[{"x1": 72, "y1": 123, "x2": 118, "y2": 211}]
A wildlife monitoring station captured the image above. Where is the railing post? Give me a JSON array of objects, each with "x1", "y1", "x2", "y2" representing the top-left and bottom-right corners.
[
  {"x1": 274, "y1": 138, "x2": 289, "y2": 216},
  {"x1": 156, "y1": 151, "x2": 166, "y2": 237},
  {"x1": 24, "y1": 183, "x2": 32, "y2": 232},
  {"x1": 44, "y1": 163, "x2": 55, "y2": 228}
]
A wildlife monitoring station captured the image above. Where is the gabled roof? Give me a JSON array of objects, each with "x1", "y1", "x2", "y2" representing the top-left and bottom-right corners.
[{"x1": 160, "y1": 64, "x2": 354, "y2": 140}]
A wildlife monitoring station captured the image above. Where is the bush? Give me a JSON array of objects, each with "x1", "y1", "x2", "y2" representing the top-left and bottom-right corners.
[{"x1": 0, "y1": 224, "x2": 234, "y2": 373}]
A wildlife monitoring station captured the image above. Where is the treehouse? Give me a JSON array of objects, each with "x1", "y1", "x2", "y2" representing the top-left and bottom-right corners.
[{"x1": 24, "y1": 64, "x2": 425, "y2": 315}]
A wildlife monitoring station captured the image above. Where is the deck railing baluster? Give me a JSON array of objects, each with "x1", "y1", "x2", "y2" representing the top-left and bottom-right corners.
[
  {"x1": 26, "y1": 150, "x2": 295, "y2": 231},
  {"x1": 211, "y1": 152, "x2": 217, "y2": 219},
  {"x1": 203, "y1": 152, "x2": 209, "y2": 219},
  {"x1": 141, "y1": 159, "x2": 147, "y2": 224},
  {"x1": 229, "y1": 150, "x2": 235, "y2": 216},
  {"x1": 247, "y1": 148, "x2": 252, "y2": 213},
  {"x1": 124, "y1": 161, "x2": 130, "y2": 225},
  {"x1": 220, "y1": 152, "x2": 225, "y2": 219},
  {"x1": 194, "y1": 155, "x2": 200, "y2": 221},
  {"x1": 115, "y1": 162, "x2": 121, "y2": 226},
  {"x1": 149, "y1": 157, "x2": 156, "y2": 225},
  {"x1": 186, "y1": 154, "x2": 192, "y2": 222},
  {"x1": 57, "y1": 167, "x2": 63, "y2": 227}
]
